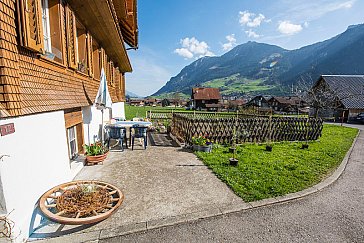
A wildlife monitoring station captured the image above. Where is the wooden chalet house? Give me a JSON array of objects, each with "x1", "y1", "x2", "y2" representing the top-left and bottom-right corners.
[
  {"x1": 268, "y1": 96, "x2": 305, "y2": 113},
  {"x1": 246, "y1": 95, "x2": 269, "y2": 108},
  {"x1": 310, "y1": 75, "x2": 364, "y2": 121},
  {"x1": 191, "y1": 87, "x2": 221, "y2": 111},
  {"x1": 0, "y1": 0, "x2": 138, "y2": 240}
]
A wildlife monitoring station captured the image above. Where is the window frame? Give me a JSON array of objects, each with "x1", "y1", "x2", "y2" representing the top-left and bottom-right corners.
[
  {"x1": 41, "y1": 0, "x2": 52, "y2": 53},
  {"x1": 67, "y1": 125, "x2": 78, "y2": 160}
]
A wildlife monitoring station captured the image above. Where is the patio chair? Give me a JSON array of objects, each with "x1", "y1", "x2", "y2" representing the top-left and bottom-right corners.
[
  {"x1": 105, "y1": 126, "x2": 127, "y2": 151},
  {"x1": 131, "y1": 124, "x2": 148, "y2": 150}
]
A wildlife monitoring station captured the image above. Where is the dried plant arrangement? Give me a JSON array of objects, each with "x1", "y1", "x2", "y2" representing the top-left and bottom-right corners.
[{"x1": 39, "y1": 181, "x2": 124, "y2": 225}]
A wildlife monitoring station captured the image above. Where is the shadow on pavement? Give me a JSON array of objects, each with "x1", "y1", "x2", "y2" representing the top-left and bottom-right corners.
[{"x1": 148, "y1": 133, "x2": 180, "y2": 147}]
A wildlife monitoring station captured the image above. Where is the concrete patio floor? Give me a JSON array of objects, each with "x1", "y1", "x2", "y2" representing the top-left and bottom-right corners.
[{"x1": 30, "y1": 134, "x2": 246, "y2": 242}]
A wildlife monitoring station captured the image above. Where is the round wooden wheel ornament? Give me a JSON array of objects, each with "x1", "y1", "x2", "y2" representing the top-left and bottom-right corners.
[{"x1": 39, "y1": 180, "x2": 124, "y2": 225}]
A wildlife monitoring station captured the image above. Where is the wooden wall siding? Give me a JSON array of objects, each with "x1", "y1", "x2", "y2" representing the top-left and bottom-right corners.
[
  {"x1": 0, "y1": 0, "x2": 125, "y2": 117},
  {"x1": 64, "y1": 108, "x2": 82, "y2": 128},
  {"x1": 0, "y1": 0, "x2": 22, "y2": 117},
  {"x1": 18, "y1": 47, "x2": 122, "y2": 115}
]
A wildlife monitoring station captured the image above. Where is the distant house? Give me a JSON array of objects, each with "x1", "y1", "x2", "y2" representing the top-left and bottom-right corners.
[
  {"x1": 129, "y1": 99, "x2": 145, "y2": 106},
  {"x1": 268, "y1": 96, "x2": 305, "y2": 113},
  {"x1": 246, "y1": 95, "x2": 269, "y2": 108},
  {"x1": 310, "y1": 75, "x2": 364, "y2": 121},
  {"x1": 223, "y1": 99, "x2": 247, "y2": 111},
  {"x1": 191, "y1": 88, "x2": 222, "y2": 111},
  {"x1": 145, "y1": 98, "x2": 157, "y2": 106}
]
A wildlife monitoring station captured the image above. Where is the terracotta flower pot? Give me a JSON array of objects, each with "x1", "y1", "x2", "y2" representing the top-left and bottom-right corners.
[{"x1": 86, "y1": 151, "x2": 108, "y2": 165}]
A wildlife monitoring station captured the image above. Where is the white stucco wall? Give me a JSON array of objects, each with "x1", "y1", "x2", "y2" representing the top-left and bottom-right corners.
[
  {"x1": 0, "y1": 111, "x2": 72, "y2": 241},
  {"x1": 82, "y1": 105, "x2": 112, "y2": 145},
  {"x1": 111, "y1": 102, "x2": 125, "y2": 119},
  {"x1": 82, "y1": 103, "x2": 125, "y2": 145}
]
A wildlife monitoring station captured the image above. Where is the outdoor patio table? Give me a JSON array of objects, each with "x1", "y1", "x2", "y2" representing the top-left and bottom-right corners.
[{"x1": 107, "y1": 121, "x2": 152, "y2": 147}]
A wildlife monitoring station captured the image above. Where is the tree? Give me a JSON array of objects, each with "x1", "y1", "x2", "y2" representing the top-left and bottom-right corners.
[
  {"x1": 161, "y1": 99, "x2": 170, "y2": 107},
  {"x1": 296, "y1": 75, "x2": 340, "y2": 118},
  {"x1": 172, "y1": 92, "x2": 181, "y2": 107}
]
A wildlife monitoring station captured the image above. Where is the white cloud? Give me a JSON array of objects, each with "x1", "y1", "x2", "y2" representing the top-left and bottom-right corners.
[
  {"x1": 277, "y1": 21, "x2": 303, "y2": 35},
  {"x1": 239, "y1": 11, "x2": 253, "y2": 25},
  {"x1": 222, "y1": 34, "x2": 237, "y2": 51},
  {"x1": 174, "y1": 48, "x2": 193, "y2": 59},
  {"x1": 277, "y1": 0, "x2": 356, "y2": 22},
  {"x1": 303, "y1": 21, "x2": 309, "y2": 28},
  {"x1": 174, "y1": 37, "x2": 214, "y2": 59},
  {"x1": 239, "y1": 11, "x2": 270, "y2": 28},
  {"x1": 245, "y1": 29, "x2": 261, "y2": 38}
]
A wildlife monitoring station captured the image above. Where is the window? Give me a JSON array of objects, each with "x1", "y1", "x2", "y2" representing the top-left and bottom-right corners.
[
  {"x1": 75, "y1": 19, "x2": 88, "y2": 73},
  {"x1": 40, "y1": 0, "x2": 64, "y2": 63},
  {"x1": 41, "y1": 0, "x2": 51, "y2": 53},
  {"x1": 67, "y1": 126, "x2": 78, "y2": 159},
  {"x1": 92, "y1": 39, "x2": 101, "y2": 79},
  {"x1": 64, "y1": 108, "x2": 84, "y2": 160}
]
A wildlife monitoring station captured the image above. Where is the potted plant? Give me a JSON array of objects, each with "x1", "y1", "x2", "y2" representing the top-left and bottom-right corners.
[
  {"x1": 163, "y1": 120, "x2": 172, "y2": 134},
  {"x1": 192, "y1": 135, "x2": 212, "y2": 152},
  {"x1": 84, "y1": 142, "x2": 108, "y2": 165}
]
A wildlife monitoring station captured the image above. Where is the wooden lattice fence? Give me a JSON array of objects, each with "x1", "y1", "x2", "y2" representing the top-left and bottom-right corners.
[
  {"x1": 171, "y1": 113, "x2": 323, "y2": 145},
  {"x1": 147, "y1": 110, "x2": 260, "y2": 121}
]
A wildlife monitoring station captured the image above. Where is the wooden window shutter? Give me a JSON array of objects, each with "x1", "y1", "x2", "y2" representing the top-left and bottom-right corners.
[
  {"x1": 66, "y1": 6, "x2": 77, "y2": 69},
  {"x1": 87, "y1": 33, "x2": 94, "y2": 78},
  {"x1": 121, "y1": 73, "x2": 125, "y2": 100},
  {"x1": 17, "y1": 0, "x2": 44, "y2": 52},
  {"x1": 100, "y1": 47, "x2": 106, "y2": 69},
  {"x1": 104, "y1": 54, "x2": 108, "y2": 76},
  {"x1": 109, "y1": 61, "x2": 114, "y2": 85}
]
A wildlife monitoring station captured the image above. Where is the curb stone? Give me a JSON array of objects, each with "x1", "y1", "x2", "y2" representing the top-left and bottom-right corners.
[{"x1": 34, "y1": 130, "x2": 361, "y2": 242}]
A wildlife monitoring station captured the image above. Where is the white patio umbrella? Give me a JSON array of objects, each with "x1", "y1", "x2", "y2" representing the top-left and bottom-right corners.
[{"x1": 94, "y1": 67, "x2": 112, "y2": 143}]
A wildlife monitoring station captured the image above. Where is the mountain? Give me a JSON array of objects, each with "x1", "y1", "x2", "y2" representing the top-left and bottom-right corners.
[
  {"x1": 126, "y1": 90, "x2": 141, "y2": 98},
  {"x1": 153, "y1": 24, "x2": 364, "y2": 97}
]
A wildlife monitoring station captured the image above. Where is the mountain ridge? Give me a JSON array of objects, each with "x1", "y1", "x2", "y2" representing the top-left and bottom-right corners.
[{"x1": 153, "y1": 24, "x2": 364, "y2": 97}]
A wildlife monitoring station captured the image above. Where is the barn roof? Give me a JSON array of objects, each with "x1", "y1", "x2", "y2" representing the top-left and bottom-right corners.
[
  {"x1": 192, "y1": 88, "x2": 221, "y2": 100},
  {"x1": 319, "y1": 75, "x2": 364, "y2": 109}
]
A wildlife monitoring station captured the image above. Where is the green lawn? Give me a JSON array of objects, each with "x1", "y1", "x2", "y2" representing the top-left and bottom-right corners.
[
  {"x1": 125, "y1": 105, "x2": 185, "y2": 120},
  {"x1": 196, "y1": 124, "x2": 358, "y2": 202}
]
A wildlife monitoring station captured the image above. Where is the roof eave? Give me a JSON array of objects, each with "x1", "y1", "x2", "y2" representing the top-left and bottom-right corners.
[{"x1": 68, "y1": 0, "x2": 132, "y2": 72}]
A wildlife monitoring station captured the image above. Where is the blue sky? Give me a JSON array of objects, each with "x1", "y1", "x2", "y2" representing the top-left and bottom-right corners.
[{"x1": 125, "y1": 0, "x2": 364, "y2": 97}]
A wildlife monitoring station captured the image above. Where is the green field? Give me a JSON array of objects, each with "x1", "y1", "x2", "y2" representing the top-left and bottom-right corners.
[
  {"x1": 202, "y1": 74, "x2": 276, "y2": 95},
  {"x1": 125, "y1": 105, "x2": 185, "y2": 120},
  {"x1": 196, "y1": 124, "x2": 358, "y2": 202}
]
